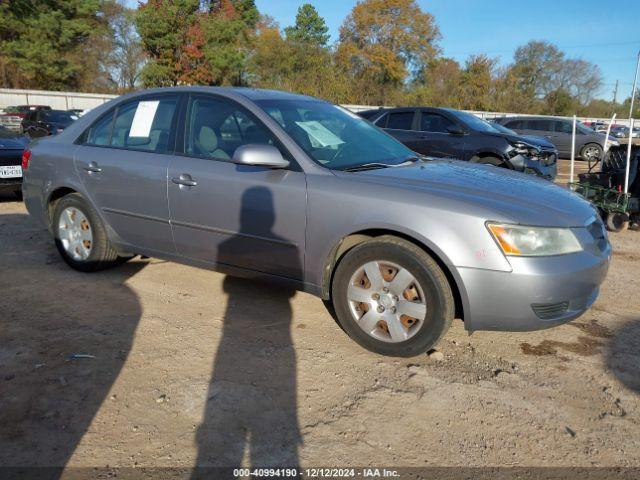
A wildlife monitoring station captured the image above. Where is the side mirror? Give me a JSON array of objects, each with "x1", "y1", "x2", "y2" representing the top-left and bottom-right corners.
[
  {"x1": 232, "y1": 144, "x2": 290, "y2": 169},
  {"x1": 446, "y1": 125, "x2": 465, "y2": 135}
]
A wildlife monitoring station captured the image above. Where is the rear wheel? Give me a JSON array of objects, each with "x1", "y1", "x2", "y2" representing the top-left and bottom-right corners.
[
  {"x1": 581, "y1": 143, "x2": 603, "y2": 167},
  {"x1": 52, "y1": 193, "x2": 124, "y2": 272},
  {"x1": 331, "y1": 236, "x2": 454, "y2": 357}
]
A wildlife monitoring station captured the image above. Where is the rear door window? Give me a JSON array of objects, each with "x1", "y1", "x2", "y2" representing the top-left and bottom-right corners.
[
  {"x1": 505, "y1": 120, "x2": 523, "y2": 129},
  {"x1": 525, "y1": 119, "x2": 552, "y2": 132},
  {"x1": 386, "y1": 112, "x2": 414, "y2": 130},
  {"x1": 108, "y1": 96, "x2": 178, "y2": 153},
  {"x1": 85, "y1": 111, "x2": 115, "y2": 146}
]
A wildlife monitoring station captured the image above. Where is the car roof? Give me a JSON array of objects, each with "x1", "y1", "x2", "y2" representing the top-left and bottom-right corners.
[{"x1": 120, "y1": 86, "x2": 320, "y2": 103}]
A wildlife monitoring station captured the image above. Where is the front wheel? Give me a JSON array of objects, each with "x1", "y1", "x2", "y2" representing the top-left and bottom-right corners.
[
  {"x1": 52, "y1": 193, "x2": 124, "y2": 272},
  {"x1": 331, "y1": 236, "x2": 455, "y2": 357}
]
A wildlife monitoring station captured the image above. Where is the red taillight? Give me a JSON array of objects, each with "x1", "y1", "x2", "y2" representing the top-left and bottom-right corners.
[{"x1": 21, "y1": 149, "x2": 31, "y2": 170}]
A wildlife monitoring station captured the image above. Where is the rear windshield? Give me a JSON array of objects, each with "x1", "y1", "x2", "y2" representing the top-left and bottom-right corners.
[{"x1": 41, "y1": 111, "x2": 77, "y2": 125}]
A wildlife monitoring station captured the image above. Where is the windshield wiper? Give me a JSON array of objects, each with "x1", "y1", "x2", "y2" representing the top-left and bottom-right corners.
[
  {"x1": 343, "y1": 162, "x2": 393, "y2": 172},
  {"x1": 342, "y1": 156, "x2": 422, "y2": 172}
]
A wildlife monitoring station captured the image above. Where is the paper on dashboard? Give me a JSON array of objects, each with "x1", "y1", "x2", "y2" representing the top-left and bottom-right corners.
[{"x1": 295, "y1": 121, "x2": 345, "y2": 147}]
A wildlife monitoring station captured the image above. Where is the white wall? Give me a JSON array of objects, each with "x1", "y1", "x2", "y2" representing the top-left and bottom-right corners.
[
  {"x1": 0, "y1": 89, "x2": 634, "y2": 126},
  {"x1": 0, "y1": 88, "x2": 116, "y2": 112}
]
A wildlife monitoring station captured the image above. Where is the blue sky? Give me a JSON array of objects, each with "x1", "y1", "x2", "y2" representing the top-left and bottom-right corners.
[
  {"x1": 127, "y1": 0, "x2": 640, "y2": 100},
  {"x1": 255, "y1": 0, "x2": 640, "y2": 101}
]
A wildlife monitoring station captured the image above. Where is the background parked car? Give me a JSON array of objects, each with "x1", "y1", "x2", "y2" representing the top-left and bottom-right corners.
[
  {"x1": 493, "y1": 116, "x2": 619, "y2": 163},
  {"x1": 0, "y1": 125, "x2": 28, "y2": 198},
  {"x1": 611, "y1": 126, "x2": 640, "y2": 139},
  {"x1": 358, "y1": 107, "x2": 558, "y2": 179},
  {"x1": 1, "y1": 105, "x2": 52, "y2": 133},
  {"x1": 21, "y1": 109, "x2": 78, "y2": 138}
]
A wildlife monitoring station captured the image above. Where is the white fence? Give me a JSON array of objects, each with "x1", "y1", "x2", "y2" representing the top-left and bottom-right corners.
[
  {"x1": 0, "y1": 89, "x2": 634, "y2": 127},
  {"x1": 0, "y1": 88, "x2": 116, "y2": 112}
]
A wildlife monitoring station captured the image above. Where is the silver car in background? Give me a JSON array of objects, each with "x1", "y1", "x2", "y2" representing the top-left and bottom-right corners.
[{"x1": 22, "y1": 87, "x2": 611, "y2": 357}]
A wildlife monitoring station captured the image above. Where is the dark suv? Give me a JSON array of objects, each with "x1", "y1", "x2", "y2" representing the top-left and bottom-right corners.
[
  {"x1": 359, "y1": 107, "x2": 558, "y2": 180},
  {"x1": 21, "y1": 109, "x2": 78, "y2": 138}
]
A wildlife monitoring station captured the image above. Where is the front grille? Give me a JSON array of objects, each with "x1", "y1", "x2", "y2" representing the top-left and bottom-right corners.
[
  {"x1": 540, "y1": 152, "x2": 557, "y2": 166},
  {"x1": 532, "y1": 301, "x2": 570, "y2": 320}
]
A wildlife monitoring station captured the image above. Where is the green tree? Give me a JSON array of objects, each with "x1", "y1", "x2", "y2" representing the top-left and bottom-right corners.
[
  {"x1": 0, "y1": 0, "x2": 110, "y2": 90},
  {"x1": 284, "y1": 4, "x2": 330, "y2": 46}
]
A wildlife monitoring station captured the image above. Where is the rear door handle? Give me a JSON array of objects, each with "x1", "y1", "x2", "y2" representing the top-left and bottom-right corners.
[
  {"x1": 172, "y1": 173, "x2": 197, "y2": 188},
  {"x1": 83, "y1": 161, "x2": 102, "y2": 173}
]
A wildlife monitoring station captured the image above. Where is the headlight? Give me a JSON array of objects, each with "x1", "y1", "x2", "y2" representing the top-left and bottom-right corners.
[
  {"x1": 487, "y1": 223, "x2": 582, "y2": 256},
  {"x1": 509, "y1": 141, "x2": 541, "y2": 160}
]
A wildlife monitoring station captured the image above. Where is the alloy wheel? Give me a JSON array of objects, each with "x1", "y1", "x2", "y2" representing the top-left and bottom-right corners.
[
  {"x1": 347, "y1": 260, "x2": 427, "y2": 343},
  {"x1": 58, "y1": 206, "x2": 93, "y2": 261}
]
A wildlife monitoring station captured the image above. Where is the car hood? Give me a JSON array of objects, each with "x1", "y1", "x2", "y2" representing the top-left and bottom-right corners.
[
  {"x1": 485, "y1": 131, "x2": 557, "y2": 150},
  {"x1": 336, "y1": 160, "x2": 595, "y2": 227}
]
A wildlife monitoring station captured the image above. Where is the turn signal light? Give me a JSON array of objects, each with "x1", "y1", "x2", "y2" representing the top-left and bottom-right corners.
[{"x1": 21, "y1": 149, "x2": 31, "y2": 170}]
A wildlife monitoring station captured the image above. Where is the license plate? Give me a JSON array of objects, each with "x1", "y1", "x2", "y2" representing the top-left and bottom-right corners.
[{"x1": 0, "y1": 165, "x2": 22, "y2": 178}]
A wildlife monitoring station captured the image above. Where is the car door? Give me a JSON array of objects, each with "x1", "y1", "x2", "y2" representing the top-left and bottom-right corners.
[
  {"x1": 74, "y1": 94, "x2": 180, "y2": 254},
  {"x1": 551, "y1": 119, "x2": 573, "y2": 157},
  {"x1": 415, "y1": 110, "x2": 465, "y2": 158},
  {"x1": 379, "y1": 110, "x2": 421, "y2": 152},
  {"x1": 167, "y1": 94, "x2": 306, "y2": 280}
]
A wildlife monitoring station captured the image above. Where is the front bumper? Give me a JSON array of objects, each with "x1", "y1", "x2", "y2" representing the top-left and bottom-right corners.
[{"x1": 458, "y1": 245, "x2": 610, "y2": 332}]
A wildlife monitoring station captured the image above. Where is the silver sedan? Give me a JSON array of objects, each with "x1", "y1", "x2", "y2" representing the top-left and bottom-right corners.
[{"x1": 22, "y1": 87, "x2": 611, "y2": 357}]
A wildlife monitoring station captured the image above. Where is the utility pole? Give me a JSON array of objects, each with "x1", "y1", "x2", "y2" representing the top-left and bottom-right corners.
[{"x1": 612, "y1": 79, "x2": 619, "y2": 105}]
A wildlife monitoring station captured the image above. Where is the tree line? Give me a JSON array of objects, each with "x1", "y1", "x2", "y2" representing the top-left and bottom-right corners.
[{"x1": 0, "y1": 0, "x2": 637, "y2": 118}]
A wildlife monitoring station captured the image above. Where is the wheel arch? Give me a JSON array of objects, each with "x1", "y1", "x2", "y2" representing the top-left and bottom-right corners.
[
  {"x1": 46, "y1": 186, "x2": 79, "y2": 228},
  {"x1": 322, "y1": 228, "x2": 467, "y2": 323}
]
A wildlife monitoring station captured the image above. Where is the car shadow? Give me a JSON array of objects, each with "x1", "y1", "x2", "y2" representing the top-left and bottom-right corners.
[
  {"x1": 0, "y1": 213, "x2": 146, "y2": 476},
  {"x1": 606, "y1": 317, "x2": 640, "y2": 393},
  {"x1": 193, "y1": 187, "x2": 301, "y2": 475}
]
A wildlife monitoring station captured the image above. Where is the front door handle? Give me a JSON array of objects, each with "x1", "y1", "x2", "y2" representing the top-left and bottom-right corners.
[
  {"x1": 83, "y1": 161, "x2": 102, "y2": 173},
  {"x1": 172, "y1": 173, "x2": 197, "y2": 188}
]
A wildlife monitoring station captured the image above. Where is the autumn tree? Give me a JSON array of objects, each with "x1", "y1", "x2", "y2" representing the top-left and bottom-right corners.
[
  {"x1": 136, "y1": 0, "x2": 200, "y2": 86},
  {"x1": 336, "y1": 0, "x2": 441, "y2": 104}
]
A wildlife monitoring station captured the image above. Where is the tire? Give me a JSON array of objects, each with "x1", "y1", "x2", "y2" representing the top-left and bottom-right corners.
[
  {"x1": 330, "y1": 236, "x2": 454, "y2": 357},
  {"x1": 605, "y1": 212, "x2": 629, "y2": 233},
  {"x1": 52, "y1": 193, "x2": 123, "y2": 272},
  {"x1": 580, "y1": 143, "x2": 603, "y2": 166}
]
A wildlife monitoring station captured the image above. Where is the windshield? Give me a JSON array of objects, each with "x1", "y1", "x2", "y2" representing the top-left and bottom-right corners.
[
  {"x1": 448, "y1": 110, "x2": 501, "y2": 133},
  {"x1": 490, "y1": 122, "x2": 517, "y2": 135},
  {"x1": 42, "y1": 110, "x2": 76, "y2": 125},
  {"x1": 255, "y1": 99, "x2": 416, "y2": 170}
]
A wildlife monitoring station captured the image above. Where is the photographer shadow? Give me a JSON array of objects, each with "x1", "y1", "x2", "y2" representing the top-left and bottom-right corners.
[{"x1": 193, "y1": 187, "x2": 301, "y2": 474}]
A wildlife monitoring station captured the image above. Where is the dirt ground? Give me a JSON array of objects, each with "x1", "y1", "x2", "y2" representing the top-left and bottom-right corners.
[{"x1": 0, "y1": 161, "x2": 639, "y2": 476}]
